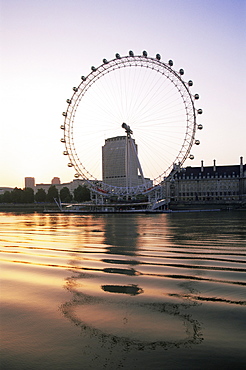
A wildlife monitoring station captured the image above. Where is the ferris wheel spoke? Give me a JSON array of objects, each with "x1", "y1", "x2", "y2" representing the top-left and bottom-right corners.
[{"x1": 62, "y1": 52, "x2": 202, "y2": 196}]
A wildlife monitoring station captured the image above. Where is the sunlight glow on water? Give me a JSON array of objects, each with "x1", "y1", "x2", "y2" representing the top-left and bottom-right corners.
[{"x1": 0, "y1": 212, "x2": 246, "y2": 369}]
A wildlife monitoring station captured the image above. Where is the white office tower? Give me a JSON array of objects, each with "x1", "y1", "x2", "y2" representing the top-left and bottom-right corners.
[{"x1": 102, "y1": 136, "x2": 140, "y2": 188}]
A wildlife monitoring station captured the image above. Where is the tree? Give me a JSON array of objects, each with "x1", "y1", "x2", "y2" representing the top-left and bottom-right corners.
[
  {"x1": 46, "y1": 185, "x2": 59, "y2": 202},
  {"x1": 73, "y1": 185, "x2": 90, "y2": 202},
  {"x1": 11, "y1": 188, "x2": 23, "y2": 203},
  {"x1": 22, "y1": 187, "x2": 34, "y2": 203},
  {"x1": 35, "y1": 188, "x2": 46, "y2": 203},
  {"x1": 2, "y1": 191, "x2": 11, "y2": 203},
  {"x1": 60, "y1": 187, "x2": 72, "y2": 202}
]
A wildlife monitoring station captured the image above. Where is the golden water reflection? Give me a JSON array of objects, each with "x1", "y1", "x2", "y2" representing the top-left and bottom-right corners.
[
  {"x1": 1, "y1": 212, "x2": 246, "y2": 369},
  {"x1": 59, "y1": 214, "x2": 204, "y2": 351}
]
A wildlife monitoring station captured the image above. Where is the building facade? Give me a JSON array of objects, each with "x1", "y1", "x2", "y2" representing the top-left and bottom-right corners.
[
  {"x1": 25, "y1": 177, "x2": 35, "y2": 189},
  {"x1": 23, "y1": 157, "x2": 245, "y2": 208},
  {"x1": 35, "y1": 179, "x2": 88, "y2": 194},
  {"x1": 102, "y1": 136, "x2": 139, "y2": 187},
  {"x1": 0, "y1": 187, "x2": 13, "y2": 195},
  {"x1": 51, "y1": 177, "x2": 61, "y2": 185},
  {"x1": 165, "y1": 157, "x2": 246, "y2": 207}
]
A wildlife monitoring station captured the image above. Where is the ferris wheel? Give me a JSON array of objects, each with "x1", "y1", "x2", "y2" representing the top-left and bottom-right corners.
[{"x1": 61, "y1": 50, "x2": 203, "y2": 197}]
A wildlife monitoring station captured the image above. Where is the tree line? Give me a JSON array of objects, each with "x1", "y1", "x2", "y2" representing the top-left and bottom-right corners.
[{"x1": 0, "y1": 185, "x2": 90, "y2": 204}]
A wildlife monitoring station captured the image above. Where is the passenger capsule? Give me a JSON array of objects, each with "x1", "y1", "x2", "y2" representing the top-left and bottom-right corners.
[
  {"x1": 62, "y1": 112, "x2": 67, "y2": 117},
  {"x1": 142, "y1": 50, "x2": 148, "y2": 57},
  {"x1": 73, "y1": 87, "x2": 78, "y2": 92},
  {"x1": 60, "y1": 125, "x2": 65, "y2": 130},
  {"x1": 194, "y1": 94, "x2": 199, "y2": 100},
  {"x1": 115, "y1": 53, "x2": 121, "y2": 59},
  {"x1": 197, "y1": 108, "x2": 203, "y2": 114},
  {"x1": 197, "y1": 124, "x2": 203, "y2": 130},
  {"x1": 66, "y1": 99, "x2": 71, "y2": 104},
  {"x1": 68, "y1": 163, "x2": 74, "y2": 167},
  {"x1": 91, "y1": 66, "x2": 97, "y2": 72},
  {"x1": 103, "y1": 58, "x2": 108, "y2": 64},
  {"x1": 129, "y1": 50, "x2": 134, "y2": 56},
  {"x1": 156, "y1": 54, "x2": 161, "y2": 60},
  {"x1": 63, "y1": 151, "x2": 68, "y2": 155},
  {"x1": 189, "y1": 154, "x2": 194, "y2": 160},
  {"x1": 74, "y1": 173, "x2": 80, "y2": 178},
  {"x1": 195, "y1": 139, "x2": 200, "y2": 145},
  {"x1": 179, "y1": 69, "x2": 184, "y2": 75},
  {"x1": 81, "y1": 76, "x2": 86, "y2": 81},
  {"x1": 188, "y1": 80, "x2": 193, "y2": 86},
  {"x1": 168, "y1": 60, "x2": 173, "y2": 66},
  {"x1": 60, "y1": 138, "x2": 65, "y2": 143}
]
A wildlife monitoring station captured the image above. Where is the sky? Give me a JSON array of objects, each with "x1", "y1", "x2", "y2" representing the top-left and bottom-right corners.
[{"x1": 0, "y1": 0, "x2": 245, "y2": 188}]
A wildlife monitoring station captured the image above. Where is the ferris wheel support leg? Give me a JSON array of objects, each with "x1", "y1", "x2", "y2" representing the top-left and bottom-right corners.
[
  {"x1": 125, "y1": 137, "x2": 131, "y2": 196},
  {"x1": 129, "y1": 138, "x2": 146, "y2": 189}
]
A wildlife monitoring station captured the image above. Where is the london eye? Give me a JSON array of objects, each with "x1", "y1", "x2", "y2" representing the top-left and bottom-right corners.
[{"x1": 61, "y1": 51, "x2": 203, "y2": 198}]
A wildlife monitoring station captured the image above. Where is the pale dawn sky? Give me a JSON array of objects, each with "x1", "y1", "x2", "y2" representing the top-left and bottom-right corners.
[{"x1": 0, "y1": 0, "x2": 245, "y2": 188}]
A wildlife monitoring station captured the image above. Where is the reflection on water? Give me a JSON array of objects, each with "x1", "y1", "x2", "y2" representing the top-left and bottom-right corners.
[
  {"x1": 101, "y1": 284, "x2": 143, "y2": 295},
  {"x1": 60, "y1": 214, "x2": 203, "y2": 354},
  {"x1": 1, "y1": 212, "x2": 246, "y2": 369},
  {"x1": 61, "y1": 274, "x2": 203, "y2": 352}
]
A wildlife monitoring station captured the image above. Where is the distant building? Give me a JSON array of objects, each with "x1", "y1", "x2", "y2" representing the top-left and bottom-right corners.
[
  {"x1": 23, "y1": 157, "x2": 246, "y2": 209},
  {"x1": 102, "y1": 136, "x2": 138, "y2": 187},
  {"x1": 102, "y1": 136, "x2": 152, "y2": 188},
  {"x1": 51, "y1": 177, "x2": 61, "y2": 185},
  {"x1": 35, "y1": 179, "x2": 88, "y2": 194},
  {"x1": 0, "y1": 187, "x2": 13, "y2": 195},
  {"x1": 165, "y1": 157, "x2": 246, "y2": 207},
  {"x1": 25, "y1": 177, "x2": 35, "y2": 189}
]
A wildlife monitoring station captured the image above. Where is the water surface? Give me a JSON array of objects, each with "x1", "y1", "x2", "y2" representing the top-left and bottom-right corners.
[{"x1": 0, "y1": 211, "x2": 246, "y2": 369}]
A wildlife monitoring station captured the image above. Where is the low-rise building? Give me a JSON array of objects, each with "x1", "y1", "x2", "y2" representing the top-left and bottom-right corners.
[
  {"x1": 35, "y1": 179, "x2": 88, "y2": 194},
  {"x1": 165, "y1": 157, "x2": 246, "y2": 207},
  {"x1": 0, "y1": 187, "x2": 14, "y2": 195},
  {"x1": 23, "y1": 157, "x2": 246, "y2": 208}
]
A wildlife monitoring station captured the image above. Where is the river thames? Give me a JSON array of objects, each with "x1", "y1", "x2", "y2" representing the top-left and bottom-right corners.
[{"x1": 0, "y1": 211, "x2": 245, "y2": 369}]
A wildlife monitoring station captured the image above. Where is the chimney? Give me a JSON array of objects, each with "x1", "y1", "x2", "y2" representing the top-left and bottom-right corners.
[
  {"x1": 213, "y1": 159, "x2": 216, "y2": 172},
  {"x1": 201, "y1": 160, "x2": 204, "y2": 172},
  {"x1": 240, "y1": 156, "x2": 243, "y2": 177}
]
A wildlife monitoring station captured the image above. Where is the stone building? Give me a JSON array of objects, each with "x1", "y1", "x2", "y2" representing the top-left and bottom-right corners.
[{"x1": 165, "y1": 157, "x2": 246, "y2": 207}]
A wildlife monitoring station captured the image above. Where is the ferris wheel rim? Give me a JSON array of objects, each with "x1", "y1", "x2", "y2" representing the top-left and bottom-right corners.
[{"x1": 61, "y1": 52, "x2": 202, "y2": 196}]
